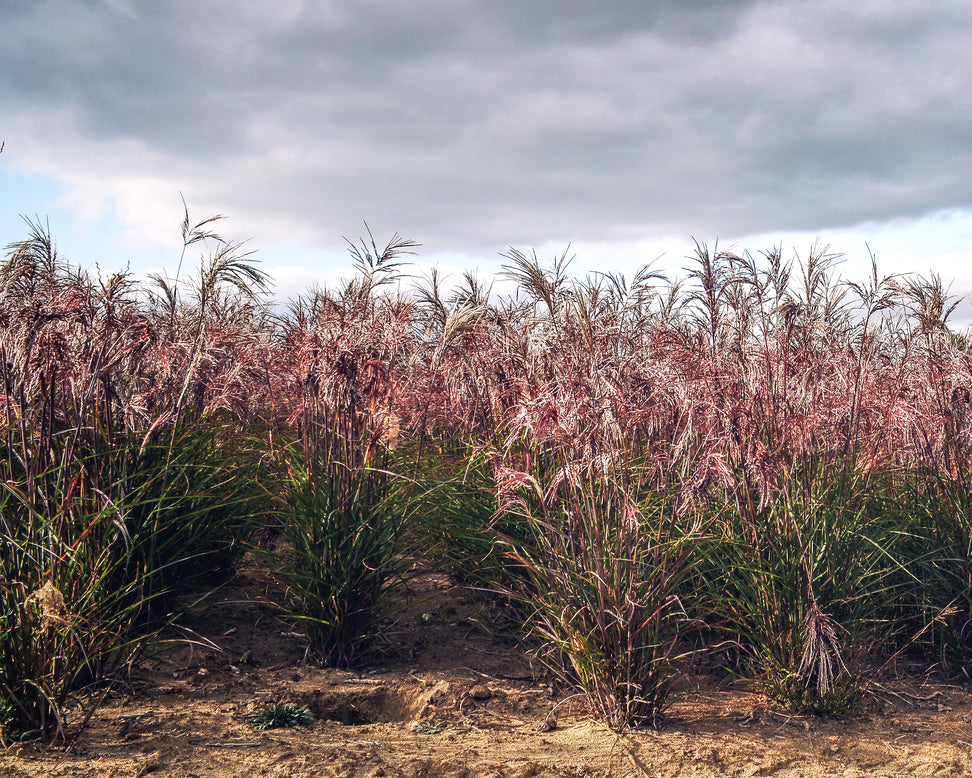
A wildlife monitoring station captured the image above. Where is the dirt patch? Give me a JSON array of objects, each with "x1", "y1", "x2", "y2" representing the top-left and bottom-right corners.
[{"x1": 3, "y1": 560, "x2": 972, "y2": 777}]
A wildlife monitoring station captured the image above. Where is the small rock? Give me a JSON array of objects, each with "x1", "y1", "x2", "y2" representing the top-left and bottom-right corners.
[{"x1": 470, "y1": 685, "x2": 492, "y2": 701}]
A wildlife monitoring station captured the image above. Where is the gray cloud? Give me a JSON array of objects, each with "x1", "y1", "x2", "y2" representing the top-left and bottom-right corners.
[{"x1": 2, "y1": 0, "x2": 971, "y2": 257}]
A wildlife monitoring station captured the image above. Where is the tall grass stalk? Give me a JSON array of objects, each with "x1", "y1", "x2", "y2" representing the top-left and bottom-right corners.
[
  {"x1": 710, "y1": 464, "x2": 897, "y2": 713},
  {"x1": 258, "y1": 438, "x2": 416, "y2": 667},
  {"x1": 258, "y1": 230, "x2": 423, "y2": 667},
  {"x1": 0, "y1": 435, "x2": 256, "y2": 739},
  {"x1": 499, "y1": 455, "x2": 705, "y2": 729}
]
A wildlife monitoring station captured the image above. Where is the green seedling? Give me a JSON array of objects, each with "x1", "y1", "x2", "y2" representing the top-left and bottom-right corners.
[{"x1": 247, "y1": 702, "x2": 316, "y2": 731}]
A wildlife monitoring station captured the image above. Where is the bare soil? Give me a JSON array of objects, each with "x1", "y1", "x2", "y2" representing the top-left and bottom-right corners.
[{"x1": 3, "y1": 559, "x2": 972, "y2": 777}]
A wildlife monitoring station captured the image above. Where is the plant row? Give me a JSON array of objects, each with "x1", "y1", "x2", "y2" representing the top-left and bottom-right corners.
[{"x1": 1, "y1": 214, "x2": 970, "y2": 738}]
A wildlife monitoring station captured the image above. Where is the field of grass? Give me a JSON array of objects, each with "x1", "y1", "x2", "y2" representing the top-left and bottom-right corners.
[{"x1": 2, "y1": 212, "x2": 970, "y2": 742}]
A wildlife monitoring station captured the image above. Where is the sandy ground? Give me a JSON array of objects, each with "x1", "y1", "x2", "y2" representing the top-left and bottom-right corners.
[{"x1": 3, "y1": 562, "x2": 972, "y2": 777}]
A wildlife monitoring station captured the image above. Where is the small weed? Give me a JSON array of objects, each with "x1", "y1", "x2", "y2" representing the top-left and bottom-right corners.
[{"x1": 247, "y1": 702, "x2": 316, "y2": 731}]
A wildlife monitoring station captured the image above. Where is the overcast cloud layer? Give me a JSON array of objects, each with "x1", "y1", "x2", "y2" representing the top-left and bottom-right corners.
[{"x1": 2, "y1": 1, "x2": 972, "y2": 289}]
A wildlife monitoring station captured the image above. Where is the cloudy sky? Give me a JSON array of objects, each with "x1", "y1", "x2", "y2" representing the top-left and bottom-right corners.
[{"x1": 2, "y1": 0, "x2": 971, "y2": 322}]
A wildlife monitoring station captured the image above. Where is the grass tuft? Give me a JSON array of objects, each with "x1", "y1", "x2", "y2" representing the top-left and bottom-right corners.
[{"x1": 247, "y1": 702, "x2": 315, "y2": 731}]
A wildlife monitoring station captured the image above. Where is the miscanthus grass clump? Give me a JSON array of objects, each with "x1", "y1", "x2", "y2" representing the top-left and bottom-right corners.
[
  {"x1": 496, "y1": 453, "x2": 706, "y2": 729},
  {"x1": 0, "y1": 212, "x2": 265, "y2": 739}
]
